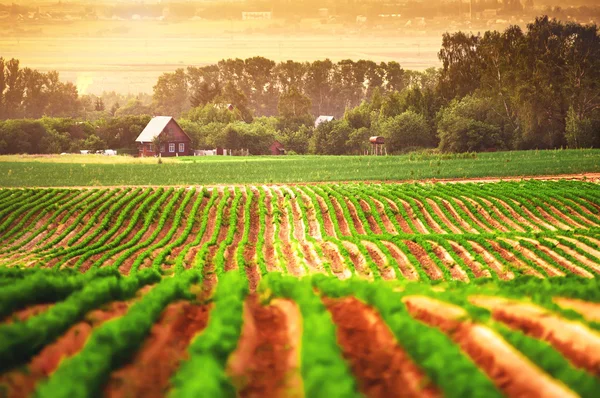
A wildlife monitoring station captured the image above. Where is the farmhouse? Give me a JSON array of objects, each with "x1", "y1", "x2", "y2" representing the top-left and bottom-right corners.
[
  {"x1": 135, "y1": 116, "x2": 192, "y2": 157},
  {"x1": 315, "y1": 115, "x2": 335, "y2": 128}
]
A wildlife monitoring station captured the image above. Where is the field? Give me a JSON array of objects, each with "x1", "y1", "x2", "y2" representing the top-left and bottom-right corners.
[
  {"x1": 1, "y1": 149, "x2": 600, "y2": 186},
  {"x1": 1, "y1": 178, "x2": 600, "y2": 397}
]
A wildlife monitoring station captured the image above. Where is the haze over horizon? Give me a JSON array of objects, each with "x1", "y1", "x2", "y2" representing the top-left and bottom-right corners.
[{"x1": 0, "y1": 0, "x2": 597, "y2": 94}]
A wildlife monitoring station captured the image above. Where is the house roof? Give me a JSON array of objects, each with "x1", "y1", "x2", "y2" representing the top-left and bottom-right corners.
[
  {"x1": 135, "y1": 116, "x2": 178, "y2": 143},
  {"x1": 315, "y1": 115, "x2": 335, "y2": 128}
]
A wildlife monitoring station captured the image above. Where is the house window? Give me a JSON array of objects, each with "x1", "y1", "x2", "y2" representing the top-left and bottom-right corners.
[
  {"x1": 169, "y1": 143, "x2": 175, "y2": 153},
  {"x1": 179, "y1": 143, "x2": 185, "y2": 153},
  {"x1": 160, "y1": 145, "x2": 165, "y2": 153},
  {"x1": 147, "y1": 144, "x2": 153, "y2": 151}
]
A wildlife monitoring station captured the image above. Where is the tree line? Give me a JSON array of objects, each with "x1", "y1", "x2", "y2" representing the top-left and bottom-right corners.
[{"x1": 0, "y1": 16, "x2": 598, "y2": 155}]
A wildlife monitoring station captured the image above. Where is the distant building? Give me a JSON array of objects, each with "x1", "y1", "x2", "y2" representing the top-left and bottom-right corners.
[
  {"x1": 269, "y1": 140, "x2": 285, "y2": 155},
  {"x1": 315, "y1": 115, "x2": 335, "y2": 128},
  {"x1": 135, "y1": 116, "x2": 192, "y2": 157},
  {"x1": 242, "y1": 12, "x2": 272, "y2": 20}
]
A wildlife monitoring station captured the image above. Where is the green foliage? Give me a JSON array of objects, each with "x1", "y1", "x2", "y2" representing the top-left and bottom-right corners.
[{"x1": 380, "y1": 110, "x2": 436, "y2": 153}]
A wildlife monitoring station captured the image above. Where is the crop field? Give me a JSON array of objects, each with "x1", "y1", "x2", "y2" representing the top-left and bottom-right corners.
[
  {"x1": 1, "y1": 179, "x2": 599, "y2": 397},
  {"x1": 1, "y1": 149, "x2": 600, "y2": 187}
]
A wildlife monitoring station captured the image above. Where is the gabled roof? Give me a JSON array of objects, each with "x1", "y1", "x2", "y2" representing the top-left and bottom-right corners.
[
  {"x1": 135, "y1": 116, "x2": 186, "y2": 143},
  {"x1": 315, "y1": 115, "x2": 335, "y2": 128}
]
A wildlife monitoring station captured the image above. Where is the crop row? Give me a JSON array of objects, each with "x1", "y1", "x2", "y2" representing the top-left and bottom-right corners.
[
  {"x1": 0, "y1": 269, "x2": 598, "y2": 397},
  {"x1": 0, "y1": 181, "x2": 599, "y2": 286}
]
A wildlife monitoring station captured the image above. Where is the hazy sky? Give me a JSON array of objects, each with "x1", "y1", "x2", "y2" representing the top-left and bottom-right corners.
[{"x1": 1, "y1": 0, "x2": 596, "y2": 94}]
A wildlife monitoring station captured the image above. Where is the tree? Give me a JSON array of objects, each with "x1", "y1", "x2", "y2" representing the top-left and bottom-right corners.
[
  {"x1": 278, "y1": 86, "x2": 312, "y2": 119},
  {"x1": 94, "y1": 98, "x2": 105, "y2": 112},
  {"x1": 309, "y1": 119, "x2": 353, "y2": 155},
  {"x1": 565, "y1": 106, "x2": 599, "y2": 148},
  {"x1": 380, "y1": 111, "x2": 435, "y2": 153},
  {"x1": 153, "y1": 68, "x2": 188, "y2": 116}
]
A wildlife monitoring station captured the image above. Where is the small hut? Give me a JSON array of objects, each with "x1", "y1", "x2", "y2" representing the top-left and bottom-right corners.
[{"x1": 369, "y1": 136, "x2": 386, "y2": 156}]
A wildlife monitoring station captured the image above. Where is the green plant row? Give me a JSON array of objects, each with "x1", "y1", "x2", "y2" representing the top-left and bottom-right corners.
[{"x1": 170, "y1": 271, "x2": 248, "y2": 397}]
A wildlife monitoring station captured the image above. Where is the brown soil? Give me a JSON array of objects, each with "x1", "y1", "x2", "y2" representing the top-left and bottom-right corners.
[
  {"x1": 535, "y1": 205, "x2": 572, "y2": 230},
  {"x1": 562, "y1": 198, "x2": 600, "y2": 222},
  {"x1": 324, "y1": 297, "x2": 440, "y2": 398},
  {"x1": 399, "y1": 199, "x2": 429, "y2": 234},
  {"x1": 425, "y1": 198, "x2": 462, "y2": 234},
  {"x1": 381, "y1": 241, "x2": 419, "y2": 280},
  {"x1": 413, "y1": 199, "x2": 445, "y2": 234},
  {"x1": 311, "y1": 189, "x2": 337, "y2": 238},
  {"x1": 477, "y1": 197, "x2": 526, "y2": 232},
  {"x1": 276, "y1": 190, "x2": 304, "y2": 276},
  {"x1": 486, "y1": 240, "x2": 544, "y2": 278},
  {"x1": 287, "y1": 192, "x2": 325, "y2": 275},
  {"x1": 224, "y1": 192, "x2": 247, "y2": 272},
  {"x1": 295, "y1": 189, "x2": 322, "y2": 239},
  {"x1": 113, "y1": 224, "x2": 158, "y2": 275},
  {"x1": 329, "y1": 196, "x2": 352, "y2": 236},
  {"x1": 403, "y1": 296, "x2": 578, "y2": 398},
  {"x1": 383, "y1": 198, "x2": 413, "y2": 234},
  {"x1": 2, "y1": 303, "x2": 54, "y2": 324},
  {"x1": 184, "y1": 190, "x2": 222, "y2": 269},
  {"x1": 467, "y1": 241, "x2": 514, "y2": 280},
  {"x1": 500, "y1": 238, "x2": 564, "y2": 277},
  {"x1": 461, "y1": 196, "x2": 507, "y2": 232},
  {"x1": 448, "y1": 241, "x2": 492, "y2": 279},
  {"x1": 227, "y1": 296, "x2": 302, "y2": 398},
  {"x1": 202, "y1": 189, "x2": 233, "y2": 294},
  {"x1": 554, "y1": 298, "x2": 600, "y2": 322},
  {"x1": 263, "y1": 188, "x2": 280, "y2": 272},
  {"x1": 104, "y1": 301, "x2": 211, "y2": 398},
  {"x1": 509, "y1": 199, "x2": 556, "y2": 231},
  {"x1": 518, "y1": 237, "x2": 593, "y2": 278},
  {"x1": 344, "y1": 198, "x2": 367, "y2": 235},
  {"x1": 244, "y1": 189, "x2": 261, "y2": 292},
  {"x1": 470, "y1": 295, "x2": 600, "y2": 376},
  {"x1": 490, "y1": 197, "x2": 540, "y2": 231},
  {"x1": 369, "y1": 197, "x2": 397, "y2": 234},
  {"x1": 451, "y1": 198, "x2": 493, "y2": 233},
  {"x1": 341, "y1": 241, "x2": 372, "y2": 279},
  {"x1": 161, "y1": 191, "x2": 203, "y2": 270},
  {"x1": 321, "y1": 241, "x2": 352, "y2": 279},
  {"x1": 404, "y1": 241, "x2": 443, "y2": 280},
  {"x1": 439, "y1": 198, "x2": 479, "y2": 234},
  {"x1": 554, "y1": 237, "x2": 600, "y2": 274},
  {"x1": 428, "y1": 242, "x2": 469, "y2": 282},
  {"x1": 359, "y1": 199, "x2": 383, "y2": 235},
  {"x1": 0, "y1": 300, "x2": 131, "y2": 398},
  {"x1": 362, "y1": 241, "x2": 396, "y2": 280},
  {"x1": 551, "y1": 203, "x2": 596, "y2": 228}
]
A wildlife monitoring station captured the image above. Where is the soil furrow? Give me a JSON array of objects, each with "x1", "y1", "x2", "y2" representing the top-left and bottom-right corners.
[
  {"x1": 470, "y1": 295, "x2": 600, "y2": 376},
  {"x1": 448, "y1": 241, "x2": 492, "y2": 279},
  {"x1": 369, "y1": 197, "x2": 397, "y2": 234},
  {"x1": 224, "y1": 192, "x2": 247, "y2": 272},
  {"x1": 325, "y1": 297, "x2": 440, "y2": 398},
  {"x1": 404, "y1": 241, "x2": 443, "y2": 280},
  {"x1": 104, "y1": 301, "x2": 211, "y2": 398},
  {"x1": 403, "y1": 296, "x2": 578, "y2": 398},
  {"x1": 428, "y1": 241, "x2": 469, "y2": 282},
  {"x1": 227, "y1": 297, "x2": 302, "y2": 398},
  {"x1": 359, "y1": 199, "x2": 383, "y2": 234},
  {"x1": 344, "y1": 198, "x2": 367, "y2": 235},
  {"x1": 362, "y1": 241, "x2": 396, "y2": 280},
  {"x1": 381, "y1": 241, "x2": 419, "y2": 280}
]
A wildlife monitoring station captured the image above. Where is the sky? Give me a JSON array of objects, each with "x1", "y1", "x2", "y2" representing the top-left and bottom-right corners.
[{"x1": 0, "y1": 0, "x2": 596, "y2": 94}]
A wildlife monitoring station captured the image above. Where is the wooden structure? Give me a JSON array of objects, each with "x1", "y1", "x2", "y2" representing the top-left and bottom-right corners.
[
  {"x1": 269, "y1": 140, "x2": 285, "y2": 155},
  {"x1": 135, "y1": 116, "x2": 192, "y2": 157},
  {"x1": 369, "y1": 136, "x2": 386, "y2": 156}
]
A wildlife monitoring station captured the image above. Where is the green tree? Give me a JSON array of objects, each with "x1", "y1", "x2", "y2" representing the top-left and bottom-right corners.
[{"x1": 380, "y1": 111, "x2": 435, "y2": 153}]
